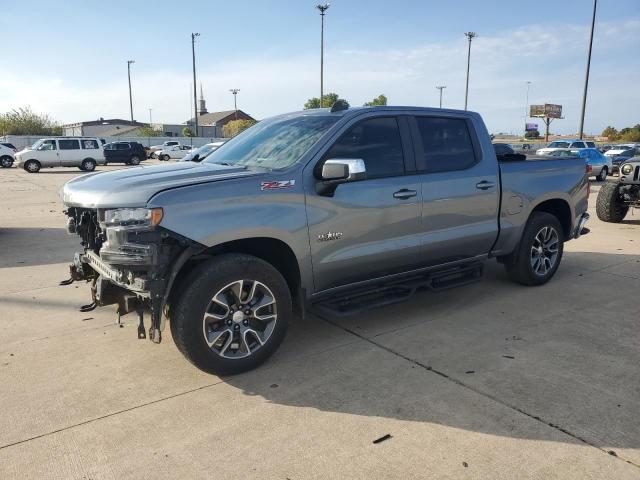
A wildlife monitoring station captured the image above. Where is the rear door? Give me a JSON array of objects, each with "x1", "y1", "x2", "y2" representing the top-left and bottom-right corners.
[
  {"x1": 115, "y1": 142, "x2": 130, "y2": 162},
  {"x1": 306, "y1": 115, "x2": 423, "y2": 292},
  {"x1": 409, "y1": 114, "x2": 500, "y2": 266}
]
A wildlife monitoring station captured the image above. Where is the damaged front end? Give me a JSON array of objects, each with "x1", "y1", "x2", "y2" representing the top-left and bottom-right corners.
[{"x1": 62, "y1": 206, "x2": 201, "y2": 343}]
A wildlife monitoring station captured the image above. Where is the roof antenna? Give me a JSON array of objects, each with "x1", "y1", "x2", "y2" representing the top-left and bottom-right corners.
[{"x1": 330, "y1": 99, "x2": 349, "y2": 113}]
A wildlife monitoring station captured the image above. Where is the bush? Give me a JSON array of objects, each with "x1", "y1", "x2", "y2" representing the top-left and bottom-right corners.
[{"x1": 222, "y1": 119, "x2": 257, "y2": 138}]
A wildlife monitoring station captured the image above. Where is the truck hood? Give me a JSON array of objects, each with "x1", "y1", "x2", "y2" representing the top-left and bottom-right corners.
[{"x1": 62, "y1": 162, "x2": 259, "y2": 208}]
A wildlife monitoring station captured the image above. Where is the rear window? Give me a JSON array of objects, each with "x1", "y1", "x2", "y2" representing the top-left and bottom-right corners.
[
  {"x1": 59, "y1": 139, "x2": 80, "y2": 150},
  {"x1": 115, "y1": 143, "x2": 130, "y2": 150},
  {"x1": 81, "y1": 139, "x2": 99, "y2": 149},
  {"x1": 415, "y1": 117, "x2": 477, "y2": 172}
]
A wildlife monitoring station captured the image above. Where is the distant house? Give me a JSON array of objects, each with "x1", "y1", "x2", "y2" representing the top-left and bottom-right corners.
[
  {"x1": 62, "y1": 118, "x2": 148, "y2": 137},
  {"x1": 185, "y1": 110, "x2": 255, "y2": 137}
]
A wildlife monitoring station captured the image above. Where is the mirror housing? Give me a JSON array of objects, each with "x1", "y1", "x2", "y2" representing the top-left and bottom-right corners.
[{"x1": 317, "y1": 159, "x2": 366, "y2": 196}]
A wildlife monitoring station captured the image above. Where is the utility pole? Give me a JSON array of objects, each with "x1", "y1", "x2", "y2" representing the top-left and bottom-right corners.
[
  {"x1": 524, "y1": 81, "x2": 531, "y2": 136},
  {"x1": 127, "y1": 60, "x2": 135, "y2": 124},
  {"x1": 578, "y1": 0, "x2": 597, "y2": 140},
  {"x1": 147, "y1": 108, "x2": 152, "y2": 147},
  {"x1": 191, "y1": 32, "x2": 200, "y2": 137},
  {"x1": 148, "y1": 108, "x2": 153, "y2": 125},
  {"x1": 316, "y1": 4, "x2": 330, "y2": 108},
  {"x1": 464, "y1": 32, "x2": 476, "y2": 111},
  {"x1": 230, "y1": 89, "x2": 240, "y2": 120},
  {"x1": 435, "y1": 85, "x2": 446, "y2": 108}
]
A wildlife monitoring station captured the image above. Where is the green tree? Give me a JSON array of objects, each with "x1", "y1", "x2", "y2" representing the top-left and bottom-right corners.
[
  {"x1": 222, "y1": 119, "x2": 257, "y2": 138},
  {"x1": 0, "y1": 106, "x2": 61, "y2": 135},
  {"x1": 601, "y1": 126, "x2": 618, "y2": 140},
  {"x1": 618, "y1": 124, "x2": 640, "y2": 142},
  {"x1": 363, "y1": 94, "x2": 387, "y2": 107},
  {"x1": 525, "y1": 130, "x2": 541, "y2": 139},
  {"x1": 304, "y1": 93, "x2": 349, "y2": 109},
  {"x1": 182, "y1": 127, "x2": 194, "y2": 137},
  {"x1": 137, "y1": 125, "x2": 163, "y2": 137}
]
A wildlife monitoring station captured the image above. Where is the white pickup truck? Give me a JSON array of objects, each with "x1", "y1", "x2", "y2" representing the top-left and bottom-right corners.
[{"x1": 148, "y1": 141, "x2": 181, "y2": 158}]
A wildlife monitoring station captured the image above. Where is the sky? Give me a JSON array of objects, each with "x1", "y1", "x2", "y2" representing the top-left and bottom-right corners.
[{"x1": 1, "y1": 0, "x2": 638, "y2": 135}]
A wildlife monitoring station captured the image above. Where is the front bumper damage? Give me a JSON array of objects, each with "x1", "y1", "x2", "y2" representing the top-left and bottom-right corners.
[{"x1": 61, "y1": 207, "x2": 202, "y2": 343}]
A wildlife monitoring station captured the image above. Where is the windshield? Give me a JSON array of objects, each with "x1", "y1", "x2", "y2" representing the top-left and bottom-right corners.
[
  {"x1": 205, "y1": 114, "x2": 340, "y2": 169},
  {"x1": 548, "y1": 141, "x2": 570, "y2": 148},
  {"x1": 191, "y1": 144, "x2": 215, "y2": 157},
  {"x1": 30, "y1": 140, "x2": 43, "y2": 149}
]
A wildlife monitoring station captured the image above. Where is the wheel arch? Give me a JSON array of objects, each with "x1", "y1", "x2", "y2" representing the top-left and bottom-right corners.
[{"x1": 530, "y1": 198, "x2": 572, "y2": 239}]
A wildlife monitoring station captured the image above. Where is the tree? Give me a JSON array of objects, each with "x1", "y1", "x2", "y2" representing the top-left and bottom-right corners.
[
  {"x1": 363, "y1": 94, "x2": 387, "y2": 107},
  {"x1": 182, "y1": 127, "x2": 194, "y2": 137},
  {"x1": 0, "y1": 106, "x2": 61, "y2": 135},
  {"x1": 601, "y1": 126, "x2": 618, "y2": 140},
  {"x1": 222, "y1": 119, "x2": 257, "y2": 138},
  {"x1": 137, "y1": 126, "x2": 163, "y2": 137},
  {"x1": 525, "y1": 130, "x2": 541, "y2": 139},
  {"x1": 303, "y1": 93, "x2": 348, "y2": 110},
  {"x1": 618, "y1": 124, "x2": 640, "y2": 142}
]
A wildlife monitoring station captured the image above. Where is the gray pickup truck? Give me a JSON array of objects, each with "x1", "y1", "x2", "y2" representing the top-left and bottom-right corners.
[{"x1": 60, "y1": 105, "x2": 590, "y2": 375}]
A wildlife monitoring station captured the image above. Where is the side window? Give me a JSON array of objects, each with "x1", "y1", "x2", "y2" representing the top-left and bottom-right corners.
[
  {"x1": 58, "y1": 139, "x2": 80, "y2": 150},
  {"x1": 322, "y1": 117, "x2": 405, "y2": 178},
  {"x1": 115, "y1": 143, "x2": 129, "y2": 150},
  {"x1": 414, "y1": 117, "x2": 477, "y2": 172},
  {"x1": 40, "y1": 140, "x2": 57, "y2": 151},
  {"x1": 570, "y1": 142, "x2": 584, "y2": 148},
  {"x1": 81, "y1": 139, "x2": 99, "y2": 149},
  {"x1": 586, "y1": 142, "x2": 596, "y2": 148}
]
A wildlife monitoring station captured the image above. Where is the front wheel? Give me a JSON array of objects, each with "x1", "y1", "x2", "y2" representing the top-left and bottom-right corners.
[
  {"x1": 596, "y1": 181, "x2": 628, "y2": 223},
  {"x1": 504, "y1": 212, "x2": 564, "y2": 286},
  {"x1": 170, "y1": 254, "x2": 291, "y2": 375},
  {"x1": 23, "y1": 160, "x2": 40, "y2": 173},
  {"x1": 129, "y1": 156, "x2": 141, "y2": 165},
  {"x1": 597, "y1": 166, "x2": 608, "y2": 181},
  {"x1": 160, "y1": 154, "x2": 170, "y2": 161}
]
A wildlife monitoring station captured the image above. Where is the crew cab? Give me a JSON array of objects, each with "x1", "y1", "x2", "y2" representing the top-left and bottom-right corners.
[
  {"x1": 60, "y1": 105, "x2": 590, "y2": 375},
  {"x1": 536, "y1": 139, "x2": 596, "y2": 156}
]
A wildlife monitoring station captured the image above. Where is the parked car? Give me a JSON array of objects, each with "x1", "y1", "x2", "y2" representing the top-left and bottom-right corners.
[
  {"x1": 15, "y1": 137, "x2": 105, "y2": 173},
  {"x1": 536, "y1": 139, "x2": 596, "y2": 156},
  {"x1": 60, "y1": 105, "x2": 589, "y2": 375},
  {"x1": 1, "y1": 142, "x2": 17, "y2": 152},
  {"x1": 148, "y1": 141, "x2": 181, "y2": 158},
  {"x1": 103, "y1": 141, "x2": 146, "y2": 165},
  {"x1": 604, "y1": 147, "x2": 636, "y2": 173},
  {"x1": 180, "y1": 141, "x2": 225, "y2": 162},
  {"x1": 596, "y1": 157, "x2": 640, "y2": 222},
  {"x1": 0, "y1": 143, "x2": 15, "y2": 168},
  {"x1": 157, "y1": 144, "x2": 193, "y2": 161},
  {"x1": 574, "y1": 148, "x2": 612, "y2": 181}
]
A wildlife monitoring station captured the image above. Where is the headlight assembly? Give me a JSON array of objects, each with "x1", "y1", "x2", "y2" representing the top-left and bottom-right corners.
[
  {"x1": 102, "y1": 207, "x2": 163, "y2": 227},
  {"x1": 621, "y1": 164, "x2": 633, "y2": 175}
]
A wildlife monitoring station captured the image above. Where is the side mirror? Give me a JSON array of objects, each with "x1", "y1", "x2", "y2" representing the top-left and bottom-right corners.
[{"x1": 317, "y1": 159, "x2": 366, "y2": 196}]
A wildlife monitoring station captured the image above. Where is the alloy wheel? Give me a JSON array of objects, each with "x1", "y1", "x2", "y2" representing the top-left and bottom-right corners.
[{"x1": 530, "y1": 226, "x2": 559, "y2": 276}]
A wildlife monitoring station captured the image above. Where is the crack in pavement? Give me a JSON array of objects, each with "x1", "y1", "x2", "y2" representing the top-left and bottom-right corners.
[{"x1": 315, "y1": 312, "x2": 640, "y2": 470}]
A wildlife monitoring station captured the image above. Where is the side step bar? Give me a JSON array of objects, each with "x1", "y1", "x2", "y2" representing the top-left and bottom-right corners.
[{"x1": 312, "y1": 262, "x2": 483, "y2": 317}]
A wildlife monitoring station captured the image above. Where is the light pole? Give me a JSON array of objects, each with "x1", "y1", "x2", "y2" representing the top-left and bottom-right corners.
[
  {"x1": 229, "y1": 89, "x2": 240, "y2": 120},
  {"x1": 316, "y1": 4, "x2": 330, "y2": 108},
  {"x1": 463, "y1": 32, "x2": 476, "y2": 110},
  {"x1": 147, "y1": 108, "x2": 152, "y2": 147},
  {"x1": 148, "y1": 108, "x2": 153, "y2": 125},
  {"x1": 435, "y1": 85, "x2": 447, "y2": 108},
  {"x1": 191, "y1": 32, "x2": 200, "y2": 137},
  {"x1": 127, "y1": 60, "x2": 135, "y2": 124},
  {"x1": 578, "y1": 0, "x2": 597, "y2": 140},
  {"x1": 524, "y1": 81, "x2": 531, "y2": 136}
]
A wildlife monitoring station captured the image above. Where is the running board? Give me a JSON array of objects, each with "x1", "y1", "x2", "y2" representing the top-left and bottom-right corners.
[{"x1": 312, "y1": 262, "x2": 483, "y2": 317}]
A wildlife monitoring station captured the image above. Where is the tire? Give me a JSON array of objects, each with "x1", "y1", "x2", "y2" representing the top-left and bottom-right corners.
[
  {"x1": 596, "y1": 181, "x2": 628, "y2": 223},
  {"x1": 149, "y1": 152, "x2": 156, "y2": 159},
  {"x1": 161, "y1": 154, "x2": 169, "y2": 161},
  {"x1": 23, "y1": 160, "x2": 40, "y2": 173},
  {"x1": 1, "y1": 155, "x2": 13, "y2": 168},
  {"x1": 81, "y1": 159, "x2": 96, "y2": 171},
  {"x1": 129, "y1": 156, "x2": 141, "y2": 166},
  {"x1": 504, "y1": 212, "x2": 564, "y2": 286},
  {"x1": 597, "y1": 166, "x2": 608, "y2": 181},
  {"x1": 170, "y1": 253, "x2": 292, "y2": 375}
]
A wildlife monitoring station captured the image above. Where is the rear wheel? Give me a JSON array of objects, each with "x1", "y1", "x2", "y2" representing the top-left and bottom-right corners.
[
  {"x1": 161, "y1": 154, "x2": 170, "y2": 161},
  {"x1": 1, "y1": 155, "x2": 13, "y2": 168},
  {"x1": 170, "y1": 254, "x2": 291, "y2": 375},
  {"x1": 129, "y1": 155, "x2": 141, "y2": 165},
  {"x1": 597, "y1": 166, "x2": 608, "y2": 181},
  {"x1": 596, "y1": 181, "x2": 628, "y2": 223},
  {"x1": 23, "y1": 160, "x2": 40, "y2": 173},
  {"x1": 80, "y1": 159, "x2": 96, "y2": 171},
  {"x1": 504, "y1": 212, "x2": 564, "y2": 286}
]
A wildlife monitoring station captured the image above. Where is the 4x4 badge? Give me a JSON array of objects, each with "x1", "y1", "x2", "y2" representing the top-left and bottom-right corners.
[{"x1": 261, "y1": 180, "x2": 295, "y2": 191}]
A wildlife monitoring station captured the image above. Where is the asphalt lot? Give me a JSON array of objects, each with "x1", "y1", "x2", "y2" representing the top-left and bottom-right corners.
[{"x1": 0, "y1": 161, "x2": 639, "y2": 479}]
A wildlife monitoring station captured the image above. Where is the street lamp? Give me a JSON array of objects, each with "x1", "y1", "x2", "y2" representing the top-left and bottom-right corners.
[
  {"x1": 578, "y1": 0, "x2": 597, "y2": 139},
  {"x1": 435, "y1": 85, "x2": 447, "y2": 108},
  {"x1": 127, "y1": 60, "x2": 135, "y2": 124},
  {"x1": 230, "y1": 89, "x2": 240, "y2": 120},
  {"x1": 524, "y1": 81, "x2": 531, "y2": 135},
  {"x1": 316, "y1": 3, "x2": 330, "y2": 108},
  {"x1": 191, "y1": 32, "x2": 200, "y2": 137},
  {"x1": 463, "y1": 32, "x2": 476, "y2": 110}
]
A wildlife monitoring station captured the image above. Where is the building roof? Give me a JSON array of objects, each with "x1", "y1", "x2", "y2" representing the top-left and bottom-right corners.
[
  {"x1": 186, "y1": 110, "x2": 254, "y2": 125},
  {"x1": 62, "y1": 118, "x2": 148, "y2": 127},
  {"x1": 99, "y1": 125, "x2": 144, "y2": 137}
]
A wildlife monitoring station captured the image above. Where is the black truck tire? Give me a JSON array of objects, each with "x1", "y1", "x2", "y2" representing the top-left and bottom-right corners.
[
  {"x1": 1, "y1": 155, "x2": 13, "y2": 168},
  {"x1": 596, "y1": 181, "x2": 628, "y2": 223},
  {"x1": 170, "y1": 253, "x2": 291, "y2": 375},
  {"x1": 504, "y1": 212, "x2": 564, "y2": 286}
]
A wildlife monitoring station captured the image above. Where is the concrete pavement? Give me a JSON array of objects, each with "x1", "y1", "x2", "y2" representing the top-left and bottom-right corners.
[{"x1": 0, "y1": 163, "x2": 638, "y2": 479}]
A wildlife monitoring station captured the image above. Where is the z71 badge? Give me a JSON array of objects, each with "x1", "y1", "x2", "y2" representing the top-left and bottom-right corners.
[
  {"x1": 317, "y1": 231, "x2": 343, "y2": 242},
  {"x1": 261, "y1": 180, "x2": 296, "y2": 191}
]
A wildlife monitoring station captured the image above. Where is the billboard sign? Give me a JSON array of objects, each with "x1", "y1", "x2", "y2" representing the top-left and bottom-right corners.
[
  {"x1": 525, "y1": 123, "x2": 538, "y2": 131},
  {"x1": 530, "y1": 104, "x2": 562, "y2": 118}
]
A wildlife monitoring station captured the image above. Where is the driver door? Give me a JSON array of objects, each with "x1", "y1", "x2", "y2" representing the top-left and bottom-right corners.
[{"x1": 37, "y1": 140, "x2": 60, "y2": 166}]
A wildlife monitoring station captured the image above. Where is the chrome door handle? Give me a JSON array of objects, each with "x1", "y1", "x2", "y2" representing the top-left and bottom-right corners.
[
  {"x1": 393, "y1": 189, "x2": 417, "y2": 199},
  {"x1": 476, "y1": 181, "x2": 495, "y2": 190}
]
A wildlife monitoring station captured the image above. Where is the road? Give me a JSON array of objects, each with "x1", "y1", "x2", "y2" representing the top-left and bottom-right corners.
[{"x1": 0, "y1": 162, "x2": 639, "y2": 479}]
